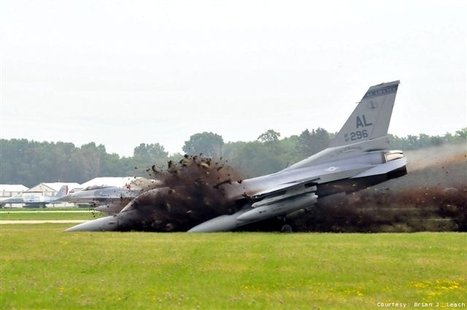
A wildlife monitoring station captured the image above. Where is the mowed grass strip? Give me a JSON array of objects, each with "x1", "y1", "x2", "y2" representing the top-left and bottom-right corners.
[
  {"x1": 0, "y1": 226, "x2": 465, "y2": 309},
  {"x1": 0, "y1": 207, "x2": 90, "y2": 211},
  {"x1": 0, "y1": 210, "x2": 102, "y2": 220}
]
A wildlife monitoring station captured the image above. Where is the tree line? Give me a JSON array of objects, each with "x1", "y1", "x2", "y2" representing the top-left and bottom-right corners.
[{"x1": 1, "y1": 128, "x2": 465, "y2": 187}]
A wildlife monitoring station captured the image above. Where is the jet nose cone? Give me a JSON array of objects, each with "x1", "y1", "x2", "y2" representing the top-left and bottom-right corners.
[{"x1": 65, "y1": 215, "x2": 118, "y2": 232}]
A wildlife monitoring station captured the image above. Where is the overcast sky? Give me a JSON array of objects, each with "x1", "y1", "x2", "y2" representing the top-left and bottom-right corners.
[{"x1": 1, "y1": 0, "x2": 465, "y2": 156}]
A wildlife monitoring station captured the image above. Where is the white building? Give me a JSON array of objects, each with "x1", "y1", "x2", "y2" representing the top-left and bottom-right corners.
[
  {"x1": 76, "y1": 177, "x2": 140, "y2": 191},
  {"x1": 74, "y1": 177, "x2": 160, "y2": 193},
  {"x1": 27, "y1": 182, "x2": 81, "y2": 196},
  {"x1": 0, "y1": 184, "x2": 29, "y2": 199}
]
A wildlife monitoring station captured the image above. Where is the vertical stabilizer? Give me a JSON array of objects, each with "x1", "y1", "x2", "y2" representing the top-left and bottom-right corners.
[
  {"x1": 330, "y1": 81, "x2": 399, "y2": 147},
  {"x1": 55, "y1": 185, "x2": 69, "y2": 197}
]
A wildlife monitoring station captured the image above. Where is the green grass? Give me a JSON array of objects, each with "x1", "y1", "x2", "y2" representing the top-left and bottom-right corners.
[
  {"x1": 0, "y1": 210, "x2": 102, "y2": 220},
  {"x1": 0, "y1": 226, "x2": 465, "y2": 310},
  {"x1": 0, "y1": 207, "x2": 91, "y2": 211}
]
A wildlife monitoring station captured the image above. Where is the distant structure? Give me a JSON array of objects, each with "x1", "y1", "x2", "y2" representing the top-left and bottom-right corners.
[
  {"x1": 0, "y1": 182, "x2": 81, "y2": 208},
  {"x1": 27, "y1": 182, "x2": 81, "y2": 196},
  {"x1": 76, "y1": 177, "x2": 141, "y2": 191},
  {"x1": 0, "y1": 184, "x2": 29, "y2": 200}
]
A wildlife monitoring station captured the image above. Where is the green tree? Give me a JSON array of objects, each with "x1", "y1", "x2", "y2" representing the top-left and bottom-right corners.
[
  {"x1": 227, "y1": 141, "x2": 283, "y2": 177},
  {"x1": 297, "y1": 128, "x2": 330, "y2": 157},
  {"x1": 455, "y1": 128, "x2": 467, "y2": 142},
  {"x1": 183, "y1": 132, "x2": 224, "y2": 158},
  {"x1": 70, "y1": 143, "x2": 107, "y2": 182},
  {"x1": 1, "y1": 127, "x2": 466, "y2": 187},
  {"x1": 257, "y1": 130, "x2": 283, "y2": 159},
  {"x1": 133, "y1": 143, "x2": 169, "y2": 167},
  {"x1": 257, "y1": 129, "x2": 281, "y2": 144}
]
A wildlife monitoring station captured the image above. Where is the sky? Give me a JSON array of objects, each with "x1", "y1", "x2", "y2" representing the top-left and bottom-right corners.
[{"x1": 0, "y1": 0, "x2": 465, "y2": 156}]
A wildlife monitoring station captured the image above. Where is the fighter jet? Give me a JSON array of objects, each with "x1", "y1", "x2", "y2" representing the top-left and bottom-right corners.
[
  {"x1": 66, "y1": 80, "x2": 407, "y2": 232},
  {"x1": 57, "y1": 185, "x2": 139, "y2": 214},
  {"x1": 1, "y1": 185, "x2": 69, "y2": 208},
  {"x1": 59, "y1": 178, "x2": 160, "y2": 214}
]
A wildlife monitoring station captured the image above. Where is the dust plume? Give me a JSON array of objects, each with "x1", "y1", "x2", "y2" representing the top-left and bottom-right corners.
[
  {"x1": 116, "y1": 155, "x2": 243, "y2": 232},
  {"x1": 114, "y1": 144, "x2": 466, "y2": 232},
  {"x1": 405, "y1": 143, "x2": 466, "y2": 173},
  {"x1": 292, "y1": 144, "x2": 467, "y2": 232}
]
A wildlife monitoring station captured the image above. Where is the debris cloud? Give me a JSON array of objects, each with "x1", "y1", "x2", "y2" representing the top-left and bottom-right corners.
[
  {"x1": 112, "y1": 144, "x2": 466, "y2": 232},
  {"x1": 292, "y1": 144, "x2": 467, "y2": 232},
  {"x1": 117, "y1": 155, "x2": 243, "y2": 232}
]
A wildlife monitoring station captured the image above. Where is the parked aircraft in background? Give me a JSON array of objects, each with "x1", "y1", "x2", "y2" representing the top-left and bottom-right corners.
[
  {"x1": 58, "y1": 185, "x2": 141, "y2": 214},
  {"x1": 66, "y1": 80, "x2": 407, "y2": 232},
  {"x1": 59, "y1": 178, "x2": 160, "y2": 214},
  {"x1": 0, "y1": 185, "x2": 69, "y2": 208}
]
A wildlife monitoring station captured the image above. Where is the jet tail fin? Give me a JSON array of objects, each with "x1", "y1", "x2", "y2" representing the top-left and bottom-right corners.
[
  {"x1": 329, "y1": 81, "x2": 400, "y2": 147},
  {"x1": 55, "y1": 185, "x2": 69, "y2": 197}
]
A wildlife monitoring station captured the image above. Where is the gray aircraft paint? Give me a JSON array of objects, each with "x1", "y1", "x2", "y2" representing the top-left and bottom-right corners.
[{"x1": 330, "y1": 81, "x2": 398, "y2": 147}]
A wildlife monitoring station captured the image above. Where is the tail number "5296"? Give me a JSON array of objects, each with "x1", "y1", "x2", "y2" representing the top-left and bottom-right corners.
[{"x1": 346, "y1": 130, "x2": 368, "y2": 142}]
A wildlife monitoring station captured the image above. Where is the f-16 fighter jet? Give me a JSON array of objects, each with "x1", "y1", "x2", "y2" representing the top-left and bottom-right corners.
[
  {"x1": 66, "y1": 81, "x2": 407, "y2": 232},
  {"x1": 58, "y1": 185, "x2": 140, "y2": 214},
  {"x1": 59, "y1": 178, "x2": 160, "y2": 214},
  {"x1": 1, "y1": 185, "x2": 69, "y2": 208}
]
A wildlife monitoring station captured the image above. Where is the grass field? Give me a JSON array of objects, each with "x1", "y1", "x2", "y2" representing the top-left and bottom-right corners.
[
  {"x1": 0, "y1": 209, "x2": 102, "y2": 221},
  {"x1": 0, "y1": 223, "x2": 465, "y2": 309}
]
